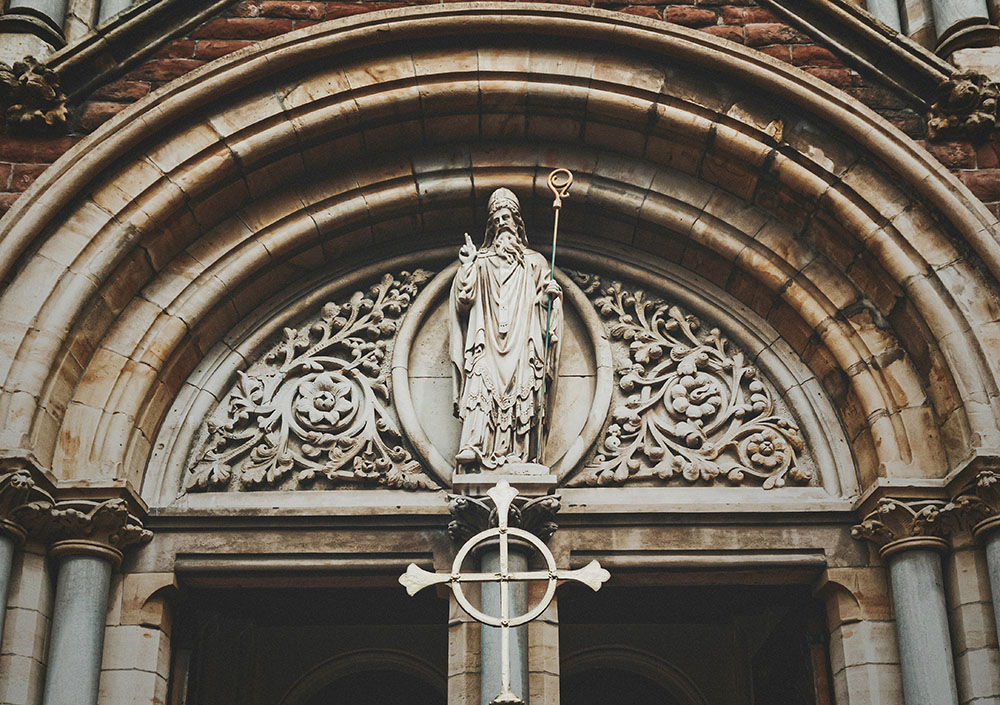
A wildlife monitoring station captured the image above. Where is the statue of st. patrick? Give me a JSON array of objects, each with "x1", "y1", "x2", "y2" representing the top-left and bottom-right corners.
[{"x1": 449, "y1": 188, "x2": 563, "y2": 471}]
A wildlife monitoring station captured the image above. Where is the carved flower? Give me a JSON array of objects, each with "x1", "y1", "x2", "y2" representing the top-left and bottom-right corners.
[
  {"x1": 745, "y1": 429, "x2": 789, "y2": 470},
  {"x1": 295, "y1": 373, "x2": 355, "y2": 429},
  {"x1": 666, "y1": 371, "x2": 722, "y2": 422}
]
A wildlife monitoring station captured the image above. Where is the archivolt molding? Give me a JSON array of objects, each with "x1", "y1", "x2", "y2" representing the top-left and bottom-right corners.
[{"x1": 0, "y1": 4, "x2": 997, "y2": 498}]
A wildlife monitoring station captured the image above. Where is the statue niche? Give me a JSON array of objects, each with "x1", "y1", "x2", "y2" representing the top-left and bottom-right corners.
[{"x1": 450, "y1": 188, "x2": 563, "y2": 473}]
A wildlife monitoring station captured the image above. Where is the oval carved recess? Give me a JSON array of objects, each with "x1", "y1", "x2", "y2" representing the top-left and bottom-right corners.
[
  {"x1": 568, "y1": 272, "x2": 811, "y2": 490},
  {"x1": 184, "y1": 270, "x2": 441, "y2": 492}
]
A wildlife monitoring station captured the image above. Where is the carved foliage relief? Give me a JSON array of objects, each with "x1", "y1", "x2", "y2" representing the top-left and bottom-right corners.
[
  {"x1": 568, "y1": 273, "x2": 810, "y2": 490},
  {"x1": 185, "y1": 270, "x2": 440, "y2": 492}
]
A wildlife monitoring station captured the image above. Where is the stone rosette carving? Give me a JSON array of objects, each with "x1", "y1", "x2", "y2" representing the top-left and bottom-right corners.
[
  {"x1": 13, "y1": 498, "x2": 151, "y2": 554},
  {"x1": 927, "y1": 71, "x2": 999, "y2": 142},
  {"x1": 185, "y1": 270, "x2": 441, "y2": 492},
  {"x1": 851, "y1": 498, "x2": 951, "y2": 557},
  {"x1": 567, "y1": 273, "x2": 808, "y2": 489},
  {"x1": 448, "y1": 492, "x2": 560, "y2": 543},
  {"x1": 0, "y1": 56, "x2": 67, "y2": 134}
]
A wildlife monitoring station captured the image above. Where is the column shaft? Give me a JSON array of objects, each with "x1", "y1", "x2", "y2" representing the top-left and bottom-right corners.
[
  {"x1": 6, "y1": 0, "x2": 68, "y2": 29},
  {"x1": 984, "y1": 529, "x2": 1000, "y2": 650},
  {"x1": 931, "y1": 0, "x2": 990, "y2": 37},
  {"x1": 481, "y1": 547, "x2": 529, "y2": 705},
  {"x1": 41, "y1": 554, "x2": 113, "y2": 705},
  {"x1": 869, "y1": 0, "x2": 904, "y2": 31},
  {"x1": 0, "y1": 534, "x2": 16, "y2": 644},
  {"x1": 888, "y1": 549, "x2": 960, "y2": 705}
]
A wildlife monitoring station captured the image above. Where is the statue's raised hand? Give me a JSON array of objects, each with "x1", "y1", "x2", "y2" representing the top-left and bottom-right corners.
[{"x1": 459, "y1": 232, "x2": 477, "y2": 264}]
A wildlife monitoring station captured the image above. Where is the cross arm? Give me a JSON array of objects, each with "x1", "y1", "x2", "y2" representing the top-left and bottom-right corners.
[
  {"x1": 398, "y1": 563, "x2": 452, "y2": 596},
  {"x1": 554, "y1": 560, "x2": 611, "y2": 592}
]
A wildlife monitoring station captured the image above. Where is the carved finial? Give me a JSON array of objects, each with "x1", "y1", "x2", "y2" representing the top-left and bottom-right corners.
[
  {"x1": 851, "y1": 497, "x2": 951, "y2": 558},
  {"x1": 927, "y1": 71, "x2": 999, "y2": 142},
  {"x1": 0, "y1": 56, "x2": 66, "y2": 134}
]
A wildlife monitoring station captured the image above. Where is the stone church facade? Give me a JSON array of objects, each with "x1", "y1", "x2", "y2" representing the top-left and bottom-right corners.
[{"x1": 2, "y1": 1, "x2": 1000, "y2": 704}]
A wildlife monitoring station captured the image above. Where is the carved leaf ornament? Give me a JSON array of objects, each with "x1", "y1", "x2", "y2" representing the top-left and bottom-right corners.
[
  {"x1": 185, "y1": 270, "x2": 440, "y2": 492},
  {"x1": 569, "y1": 274, "x2": 809, "y2": 489}
]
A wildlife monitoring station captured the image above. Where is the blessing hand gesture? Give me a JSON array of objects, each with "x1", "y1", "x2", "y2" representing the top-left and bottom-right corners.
[{"x1": 459, "y1": 233, "x2": 477, "y2": 264}]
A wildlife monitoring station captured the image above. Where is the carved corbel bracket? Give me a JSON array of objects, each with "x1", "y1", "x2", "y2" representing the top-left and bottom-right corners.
[
  {"x1": 851, "y1": 497, "x2": 952, "y2": 559},
  {"x1": 944, "y1": 470, "x2": 1000, "y2": 540},
  {"x1": 0, "y1": 466, "x2": 54, "y2": 543},
  {"x1": 447, "y1": 492, "x2": 561, "y2": 544},
  {"x1": 13, "y1": 498, "x2": 152, "y2": 568},
  {"x1": 0, "y1": 56, "x2": 67, "y2": 134},
  {"x1": 927, "y1": 71, "x2": 1000, "y2": 142}
]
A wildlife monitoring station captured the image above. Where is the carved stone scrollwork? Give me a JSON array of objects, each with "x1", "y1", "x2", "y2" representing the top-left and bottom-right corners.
[
  {"x1": 927, "y1": 71, "x2": 1000, "y2": 142},
  {"x1": 447, "y1": 492, "x2": 560, "y2": 543},
  {"x1": 0, "y1": 467, "x2": 53, "y2": 542},
  {"x1": 568, "y1": 273, "x2": 808, "y2": 489},
  {"x1": 185, "y1": 270, "x2": 441, "y2": 492},
  {"x1": 13, "y1": 498, "x2": 151, "y2": 566},
  {"x1": 851, "y1": 498, "x2": 952, "y2": 558},
  {"x1": 0, "y1": 56, "x2": 67, "y2": 134}
]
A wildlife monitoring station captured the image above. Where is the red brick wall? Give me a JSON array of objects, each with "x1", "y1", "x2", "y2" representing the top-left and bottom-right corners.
[{"x1": 1, "y1": 0, "x2": 996, "y2": 218}]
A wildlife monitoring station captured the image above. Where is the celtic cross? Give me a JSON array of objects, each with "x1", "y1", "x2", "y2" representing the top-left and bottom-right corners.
[{"x1": 399, "y1": 480, "x2": 610, "y2": 705}]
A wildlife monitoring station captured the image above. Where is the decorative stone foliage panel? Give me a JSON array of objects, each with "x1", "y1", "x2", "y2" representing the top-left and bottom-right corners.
[
  {"x1": 182, "y1": 263, "x2": 817, "y2": 493},
  {"x1": 185, "y1": 270, "x2": 441, "y2": 492},
  {"x1": 567, "y1": 272, "x2": 813, "y2": 490}
]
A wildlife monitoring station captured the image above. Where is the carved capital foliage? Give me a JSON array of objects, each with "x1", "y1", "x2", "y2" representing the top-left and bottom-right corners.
[
  {"x1": 447, "y1": 492, "x2": 561, "y2": 544},
  {"x1": 851, "y1": 498, "x2": 952, "y2": 554},
  {"x1": 0, "y1": 467, "x2": 53, "y2": 541},
  {"x1": 185, "y1": 270, "x2": 440, "y2": 492},
  {"x1": 943, "y1": 470, "x2": 1000, "y2": 535},
  {"x1": 568, "y1": 273, "x2": 809, "y2": 490},
  {"x1": 927, "y1": 71, "x2": 999, "y2": 142},
  {"x1": 13, "y1": 498, "x2": 152, "y2": 552},
  {"x1": 0, "y1": 56, "x2": 67, "y2": 134}
]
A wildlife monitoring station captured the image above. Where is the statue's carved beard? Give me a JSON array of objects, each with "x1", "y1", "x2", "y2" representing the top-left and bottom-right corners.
[{"x1": 493, "y1": 228, "x2": 524, "y2": 265}]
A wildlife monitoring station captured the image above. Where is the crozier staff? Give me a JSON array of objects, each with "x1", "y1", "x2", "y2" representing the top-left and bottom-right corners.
[{"x1": 449, "y1": 188, "x2": 563, "y2": 471}]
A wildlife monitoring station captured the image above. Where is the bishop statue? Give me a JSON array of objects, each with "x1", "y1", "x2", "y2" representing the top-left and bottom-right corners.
[{"x1": 449, "y1": 188, "x2": 563, "y2": 471}]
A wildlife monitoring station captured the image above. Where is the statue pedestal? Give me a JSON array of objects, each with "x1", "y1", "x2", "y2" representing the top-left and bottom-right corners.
[{"x1": 453, "y1": 464, "x2": 556, "y2": 497}]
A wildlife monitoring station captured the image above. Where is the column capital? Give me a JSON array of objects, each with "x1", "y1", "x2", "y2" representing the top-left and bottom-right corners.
[
  {"x1": 0, "y1": 463, "x2": 54, "y2": 544},
  {"x1": 851, "y1": 497, "x2": 951, "y2": 559},
  {"x1": 447, "y1": 491, "x2": 561, "y2": 544},
  {"x1": 14, "y1": 498, "x2": 151, "y2": 569},
  {"x1": 944, "y1": 470, "x2": 1000, "y2": 540}
]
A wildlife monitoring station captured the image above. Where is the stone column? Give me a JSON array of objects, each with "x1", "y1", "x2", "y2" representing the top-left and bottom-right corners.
[
  {"x1": 0, "y1": 467, "x2": 53, "y2": 646},
  {"x1": 853, "y1": 498, "x2": 959, "y2": 705},
  {"x1": 448, "y1": 489, "x2": 561, "y2": 705},
  {"x1": 868, "y1": 0, "x2": 904, "y2": 32},
  {"x1": 480, "y1": 543, "x2": 529, "y2": 705},
  {"x1": 17, "y1": 497, "x2": 151, "y2": 705},
  {"x1": 950, "y1": 471, "x2": 1000, "y2": 652}
]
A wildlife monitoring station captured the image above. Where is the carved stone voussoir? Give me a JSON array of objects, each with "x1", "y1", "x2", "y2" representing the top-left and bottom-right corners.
[
  {"x1": 927, "y1": 71, "x2": 1000, "y2": 142},
  {"x1": 185, "y1": 270, "x2": 441, "y2": 493},
  {"x1": 0, "y1": 56, "x2": 67, "y2": 134},
  {"x1": 12, "y1": 498, "x2": 151, "y2": 564},
  {"x1": 567, "y1": 273, "x2": 809, "y2": 490},
  {"x1": 447, "y1": 492, "x2": 560, "y2": 544},
  {"x1": 851, "y1": 498, "x2": 951, "y2": 558}
]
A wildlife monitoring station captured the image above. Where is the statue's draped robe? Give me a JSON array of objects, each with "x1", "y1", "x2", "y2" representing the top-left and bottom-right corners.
[{"x1": 450, "y1": 248, "x2": 562, "y2": 469}]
